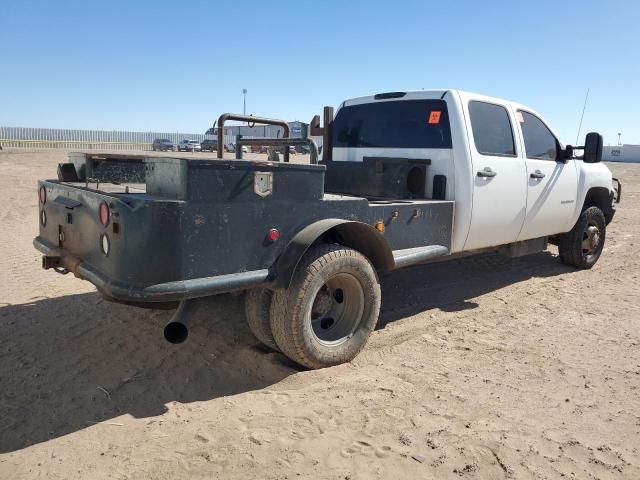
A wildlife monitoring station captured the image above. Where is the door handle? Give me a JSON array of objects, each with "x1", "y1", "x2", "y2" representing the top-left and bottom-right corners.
[
  {"x1": 530, "y1": 170, "x2": 546, "y2": 179},
  {"x1": 477, "y1": 167, "x2": 497, "y2": 178}
]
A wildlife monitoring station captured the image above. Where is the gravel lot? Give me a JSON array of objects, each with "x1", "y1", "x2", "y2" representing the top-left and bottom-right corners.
[{"x1": 0, "y1": 149, "x2": 639, "y2": 479}]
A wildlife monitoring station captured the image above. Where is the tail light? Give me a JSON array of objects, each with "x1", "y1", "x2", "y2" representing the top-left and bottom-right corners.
[
  {"x1": 39, "y1": 186, "x2": 46, "y2": 204},
  {"x1": 267, "y1": 228, "x2": 280, "y2": 242},
  {"x1": 99, "y1": 202, "x2": 110, "y2": 226}
]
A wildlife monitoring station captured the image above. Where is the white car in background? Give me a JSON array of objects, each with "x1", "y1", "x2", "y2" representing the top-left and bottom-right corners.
[{"x1": 177, "y1": 139, "x2": 202, "y2": 152}]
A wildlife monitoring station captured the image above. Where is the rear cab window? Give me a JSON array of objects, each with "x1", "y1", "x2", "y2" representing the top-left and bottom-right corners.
[
  {"x1": 468, "y1": 101, "x2": 516, "y2": 157},
  {"x1": 332, "y1": 99, "x2": 452, "y2": 149}
]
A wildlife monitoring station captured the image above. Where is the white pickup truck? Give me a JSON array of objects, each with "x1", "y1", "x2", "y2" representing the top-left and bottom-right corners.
[
  {"x1": 327, "y1": 90, "x2": 620, "y2": 263},
  {"x1": 36, "y1": 89, "x2": 621, "y2": 369}
]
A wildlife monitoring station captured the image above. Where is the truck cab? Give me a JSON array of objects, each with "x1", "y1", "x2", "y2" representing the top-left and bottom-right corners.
[{"x1": 328, "y1": 89, "x2": 617, "y2": 253}]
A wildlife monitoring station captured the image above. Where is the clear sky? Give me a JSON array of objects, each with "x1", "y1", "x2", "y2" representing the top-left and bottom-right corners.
[{"x1": 1, "y1": 0, "x2": 638, "y2": 145}]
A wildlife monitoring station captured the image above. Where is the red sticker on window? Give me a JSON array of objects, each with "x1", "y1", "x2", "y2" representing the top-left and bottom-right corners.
[{"x1": 428, "y1": 111, "x2": 441, "y2": 124}]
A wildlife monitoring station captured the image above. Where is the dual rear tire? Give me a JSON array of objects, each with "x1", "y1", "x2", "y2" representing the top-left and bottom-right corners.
[{"x1": 244, "y1": 244, "x2": 381, "y2": 369}]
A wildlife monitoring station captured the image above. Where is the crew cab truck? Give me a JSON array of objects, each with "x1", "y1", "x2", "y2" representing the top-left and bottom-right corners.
[{"x1": 34, "y1": 90, "x2": 621, "y2": 369}]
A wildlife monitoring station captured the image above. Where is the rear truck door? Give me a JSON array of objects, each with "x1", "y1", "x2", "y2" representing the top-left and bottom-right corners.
[
  {"x1": 514, "y1": 109, "x2": 578, "y2": 240},
  {"x1": 461, "y1": 97, "x2": 527, "y2": 250}
]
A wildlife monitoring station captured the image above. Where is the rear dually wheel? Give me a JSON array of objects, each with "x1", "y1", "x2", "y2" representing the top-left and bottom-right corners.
[{"x1": 270, "y1": 244, "x2": 381, "y2": 369}]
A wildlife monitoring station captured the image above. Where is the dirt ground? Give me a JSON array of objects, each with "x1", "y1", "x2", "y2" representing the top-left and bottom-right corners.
[{"x1": 0, "y1": 148, "x2": 639, "y2": 479}]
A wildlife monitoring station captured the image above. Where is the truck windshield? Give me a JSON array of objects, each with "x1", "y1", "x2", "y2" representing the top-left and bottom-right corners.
[{"x1": 332, "y1": 99, "x2": 452, "y2": 149}]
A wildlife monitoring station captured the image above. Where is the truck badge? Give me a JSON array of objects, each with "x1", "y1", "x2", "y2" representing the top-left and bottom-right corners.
[{"x1": 254, "y1": 172, "x2": 273, "y2": 197}]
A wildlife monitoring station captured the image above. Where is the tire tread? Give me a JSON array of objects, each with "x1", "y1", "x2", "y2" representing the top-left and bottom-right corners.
[{"x1": 270, "y1": 244, "x2": 380, "y2": 369}]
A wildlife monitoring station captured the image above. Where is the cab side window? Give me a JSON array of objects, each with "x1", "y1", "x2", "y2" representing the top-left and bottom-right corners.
[
  {"x1": 468, "y1": 101, "x2": 516, "y2": 157},
  {"x1": 518, "y1": 111, "x2": 558, "y2": 161}
]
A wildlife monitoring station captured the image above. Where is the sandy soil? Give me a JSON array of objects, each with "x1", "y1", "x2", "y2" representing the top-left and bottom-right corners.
[{"x1": 0, "y1": 148, "x2": 639, "y2": 479}]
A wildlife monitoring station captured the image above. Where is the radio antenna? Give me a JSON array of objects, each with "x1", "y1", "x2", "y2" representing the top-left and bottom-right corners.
[{"x1": 575, "y1": 88, "x2": 590, "y2": 144}]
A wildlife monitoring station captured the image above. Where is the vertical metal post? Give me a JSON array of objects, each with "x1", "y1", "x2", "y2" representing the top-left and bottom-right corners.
[
  {"x1": 236, "y1": 135, "x2": 242, "y2": 159},
  {"x1": 242, "y1": 89, "x2": 247, "y2": 117},
  {"x1": 322, "y1": 106, "x2": 334, "y2": 163}
]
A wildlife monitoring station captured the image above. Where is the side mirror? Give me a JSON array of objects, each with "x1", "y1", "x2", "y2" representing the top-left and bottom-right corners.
[
  {"x1": 583, "y1": 132, "x2": 603, "y2": 163},
  {"x1": 558, "y1": 144, "x2": 573, "y2": 162}
]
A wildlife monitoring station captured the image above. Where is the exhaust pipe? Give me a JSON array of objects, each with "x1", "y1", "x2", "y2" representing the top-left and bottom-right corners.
[{"x1": 163, "y1": 299, "x2": 200, "y2": 344}]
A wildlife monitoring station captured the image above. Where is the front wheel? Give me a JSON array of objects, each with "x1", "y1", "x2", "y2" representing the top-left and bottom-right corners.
[
  {"x1": 270, "y1": 244, "x2": 381, "y2": 369},
  {"x1": 558, "y1": 206, "x2": 606, "y2": 269}
]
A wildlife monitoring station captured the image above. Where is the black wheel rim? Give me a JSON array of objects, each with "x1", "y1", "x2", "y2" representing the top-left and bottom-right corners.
[{"x1": 308, "y1": 273, "x2": 365, "y2": 346}]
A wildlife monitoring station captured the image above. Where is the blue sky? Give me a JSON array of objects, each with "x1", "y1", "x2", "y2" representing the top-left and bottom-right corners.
[{"x1": 1, "y1": 0, "x2": 638, "y2": 145}]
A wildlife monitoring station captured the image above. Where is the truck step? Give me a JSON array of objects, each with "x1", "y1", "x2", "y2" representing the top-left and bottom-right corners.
[{"x1": 392, "y1": 245, "x2": 449, "y2": 269}]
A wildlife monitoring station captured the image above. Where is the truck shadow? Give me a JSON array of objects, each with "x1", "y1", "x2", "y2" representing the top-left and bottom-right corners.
[
  {"x1": 377, "y1": 250, "x2": 574, "y2": 327},
  {"x1": 0, "y1": 250, "x2": 573, "y2": 453},
  {"x1": 0, "y1": 292, "x2": 298, "y2": 454}
]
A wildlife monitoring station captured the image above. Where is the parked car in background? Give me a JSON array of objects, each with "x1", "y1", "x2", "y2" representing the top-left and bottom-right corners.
[
  {"x1": 273, "y1": 145, "x2": 297, "y2": 154},
  {"x1": 200, "y1": 139, "x2": 218, "y2": 152},
  {"x1": 152, "y1": 138, "x2": 176, "y2": 151},
  {"x1": 177, "y1": 139, "x2": 202, "y2": 152},
  {"x1": 223, "y1": 143, "x2": 246, "y2": 153}
]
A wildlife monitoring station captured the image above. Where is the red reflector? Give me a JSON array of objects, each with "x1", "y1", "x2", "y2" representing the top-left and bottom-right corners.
[
  {"x1": 267, "y1": 228, "x2": 280, "y2": 242},
  {"x1": 39, "y1": 186, "x2": 46, "y2": 204},
  {"x1": 99, "y1": 202, "x2": 110, "y2": 226}
]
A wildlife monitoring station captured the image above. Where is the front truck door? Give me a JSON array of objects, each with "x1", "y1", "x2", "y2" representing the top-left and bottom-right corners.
[
  {"x1": 462, "y1": 99, "x2": 527, "y2": 250},
  {"x1": 515, "y1": 110, "x2": 578, "y2": 241}
]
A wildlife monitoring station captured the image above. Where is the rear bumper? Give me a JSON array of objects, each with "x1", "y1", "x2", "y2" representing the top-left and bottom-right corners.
[{"x1": 34, "y1": 237, "x2": 270, "y2": 303}]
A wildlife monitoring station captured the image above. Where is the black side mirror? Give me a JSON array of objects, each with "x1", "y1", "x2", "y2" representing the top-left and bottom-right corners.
[
  {"x1": 583, "y1": 132, "x2": 603, "y2": 163},
  {"x1": 558, "y1": 144, "x2": 573, "y2": 162}
]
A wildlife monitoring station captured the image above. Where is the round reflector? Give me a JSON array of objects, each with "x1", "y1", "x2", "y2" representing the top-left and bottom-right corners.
[
  {"x1": 267, "y1": 228, "x2": 280, "y2": 242},
  {"x1": 99, "y1": 202, "x2": 110, "y2": 226},
  {"x1": 39, "y1": 186, "x2": 46, "y2": 204},
  {"x1": 100, "y1": 234, "x2": 110, "y2": 256}
]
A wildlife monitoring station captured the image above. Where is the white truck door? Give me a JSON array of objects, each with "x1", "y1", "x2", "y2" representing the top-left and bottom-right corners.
[
  {"x1": 462, "y1": 99, "x2": 527, "y2": 250},
  {"x1": 514, "y1": 109, "x2": 578, "y2": 240}
]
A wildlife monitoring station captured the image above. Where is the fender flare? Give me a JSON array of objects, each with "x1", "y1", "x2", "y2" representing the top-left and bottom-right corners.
[
  {"x1": 273, "y1": 219, "x2": 395, "y2": 289},
  {"x1": 581, "y1": 186, "x2": 615, "y2": 223}
]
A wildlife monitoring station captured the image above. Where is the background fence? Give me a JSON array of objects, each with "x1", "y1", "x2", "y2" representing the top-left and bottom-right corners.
[{"x1": 0, "y1": 126, "x2": 235, "y2": 151}]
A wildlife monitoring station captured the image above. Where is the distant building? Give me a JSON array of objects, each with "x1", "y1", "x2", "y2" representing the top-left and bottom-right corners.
[{"x1": 603, "y1": 144, "x2": 640, "y2": 163}]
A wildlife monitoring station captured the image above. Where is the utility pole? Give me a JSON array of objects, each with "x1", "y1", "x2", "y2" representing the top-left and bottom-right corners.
[
  {"x1": 618, "y1": 132, "x2": 622, "y2": 146},
  {"x1": 242, "y1": 89, "x2": 247, "y2": 116}
]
